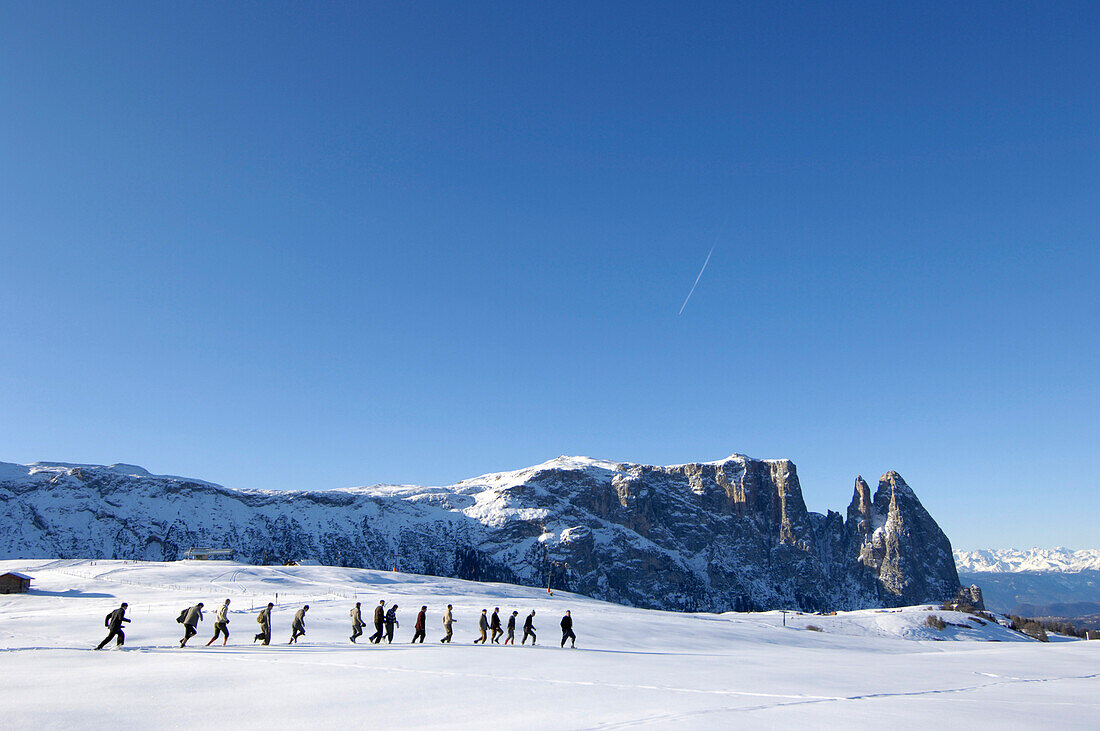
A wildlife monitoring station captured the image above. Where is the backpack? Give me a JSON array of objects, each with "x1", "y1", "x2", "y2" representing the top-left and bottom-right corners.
[
  {"x1": 105, "y1": 611, "x2": 113, "y2": 628},
  {"x1": 257, "y1": 611, "x2": 265, "y2": 624},
  {"x1": 176, "y1": 608, "x2": 188, "y2": 624}
]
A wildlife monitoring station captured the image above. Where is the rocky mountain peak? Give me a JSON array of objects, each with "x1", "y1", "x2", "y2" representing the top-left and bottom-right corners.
[
  {"x1": 847, "y1": 470, "x2": 961, "y2": 604},
  {"x1": 0, "y1": 454, "x2": 963, "y2": 613},
  {"x1": 847, "y1": 475, "x2": 873, "y2": 534},
  {"x1": 877, "y1": 470, "x2": 916, "y2": 497}
]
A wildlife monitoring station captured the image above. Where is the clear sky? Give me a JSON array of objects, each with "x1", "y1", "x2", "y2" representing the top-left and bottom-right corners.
[{"x1": 2, "y1": 2, "x2": 1097, "y2": 549}]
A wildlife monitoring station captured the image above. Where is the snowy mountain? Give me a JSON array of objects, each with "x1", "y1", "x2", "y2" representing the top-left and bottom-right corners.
[
  {"x1": 954, "y1": 549, "x2": 1100, "y2": 622},
  {"x1": 953, "y1": 548, "x2": 1100, "y2": 574},
  {"x1": 0, "y1": 454, "x2": 962, "y2": 612}
]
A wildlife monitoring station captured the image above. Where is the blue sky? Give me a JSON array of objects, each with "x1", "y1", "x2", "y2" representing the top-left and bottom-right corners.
[{"x1": 1, "y1": 2, "x2": 1097, "y2": 549}]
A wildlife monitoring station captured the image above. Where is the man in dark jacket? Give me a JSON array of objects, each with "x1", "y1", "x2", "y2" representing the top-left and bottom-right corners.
[
  {"x1": 522, "y1": 610, "x2": 536, "y2": 645},
  {"x1": 560, "y1": 610, "x2": 576, "y2": 648},
  {"x1": 412, "y1": 605, "x2": 427, "y2": 643},
  {"x1": 474, "y1": 609, "x2": 488, "y2": 644},
  {"x1": 505, "y1": 610, "x2": 518, "y2": 645},
  {"x1": 490, "y1": 607, "x2": 503, "y2": 644},
  {"x1": 96, "y1": 602, "x2": 130, "y2": 649},
  {"x1": 254, "y1": 603, "x2": 273, "y2": 645},
  {"x1": 350, "y1": 602, "x2": 365, "y2": 643},
  {"x1": 289, "y1": 605, "x2": 308, "y2": 644},
  {"x1": 384, "y1": 604, "x2": 399, "y2": 644},
  {"x1": 369, "y1": 600, "x2": 386, "y2": 644},
  {"x1": 180, "y1": 602, "x2": 204, "y2": 647}
]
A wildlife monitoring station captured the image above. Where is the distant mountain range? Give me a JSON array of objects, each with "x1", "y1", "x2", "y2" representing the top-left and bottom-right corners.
[
  {"x1": 954, "y1": 548, "x2": 1100, "y2": 574},
  {"x1": 955, "y1": 549, "x2": 1100, "y2": 629},
  {"x1": 0, "y1": 454, "x2": 963, "y2": 613}
]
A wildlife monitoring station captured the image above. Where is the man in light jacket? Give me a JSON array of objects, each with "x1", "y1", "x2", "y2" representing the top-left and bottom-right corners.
[
  {"x1": 289, "y1": 605, "x2": 309, "y2": 644},
  {"x1": 206, "y1": 599, "x2": 231, "y2": 646},
  {"x1": 254, "y1": 603, "x2": 273, "y2": 645},
  {"x1": 350, "y1": 602, "x2": 365, "y2": 643},
  {"x1": 440, "y1": 604, "x2": 456, "y2": 643},
  {"x1": 474, "y1": 609, "x2": 489, "y2": 644},
  {"x1": 180, "y1": 602, "x2": 204, "y2": 647}
]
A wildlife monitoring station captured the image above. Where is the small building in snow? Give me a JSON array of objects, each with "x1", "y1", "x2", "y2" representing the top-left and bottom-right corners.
[
  {"x1": 184, "y1": 548, "x2": 235, "y2": 561},
  {"x1": 0, "y1": 572, "x2": 31, "y2": 594}
]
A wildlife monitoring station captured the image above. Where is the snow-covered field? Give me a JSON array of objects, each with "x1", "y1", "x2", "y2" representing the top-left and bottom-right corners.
[{"x1": 1, "y1": 560, "x2": 1096, "y2": 729}]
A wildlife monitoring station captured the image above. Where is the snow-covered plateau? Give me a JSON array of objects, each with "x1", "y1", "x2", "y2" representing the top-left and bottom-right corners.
[
  {"x1": 0, "y1": 454, "x2": 961, "y2": 612},
  {"x1": 0, "y1": 559, "x2": 1095, "y2": 729}
]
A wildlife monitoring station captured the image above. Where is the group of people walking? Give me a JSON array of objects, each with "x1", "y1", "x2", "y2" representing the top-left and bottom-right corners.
[
  {"x1": 96, "y1": 600, "x2": 578, "y2": 649},
  {"x1": 355, "y1": 601, "x2": 576, "y2": 648},
  {"x1": 173, "y1": 599, "x2": 236, "y2": 647},
  {"x1": 471, "y1": 607, "x2": 538, "y2": 645}
]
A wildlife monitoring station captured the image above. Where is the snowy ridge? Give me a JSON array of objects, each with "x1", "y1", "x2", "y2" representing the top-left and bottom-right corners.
[
  {"x1": 0, "y1": 454, "x2": 961, "y2": 613},
  {"x1": 954, "y1": 548, "x2": 1100, "y2": 574}
]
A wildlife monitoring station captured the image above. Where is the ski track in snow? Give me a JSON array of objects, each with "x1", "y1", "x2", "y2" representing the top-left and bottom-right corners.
[{"x1": 594, "y1": 673, "x2": 1100, "y2": 728}]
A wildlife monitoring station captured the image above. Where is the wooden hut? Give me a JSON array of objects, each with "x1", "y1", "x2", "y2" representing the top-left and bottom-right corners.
[
  {"x1": 0, "y1": 572, "x2": 31, "y2": 594},
  {"x1": 184, "y1": 548, "x2": 234, "y2": 561}
]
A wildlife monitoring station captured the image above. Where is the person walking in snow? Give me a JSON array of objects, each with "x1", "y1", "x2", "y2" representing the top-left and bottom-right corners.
[
  {"x1": 505, "y1": 610, "x2": 518, "y2": 645},
  {"x1": 350, "y1": 602, "x2": 366, "y2": 643},
  {"x1": 96, "y1": 602, "x2": 130, "y2": 650},
  {"x1": 474, "y1": 609, "x2": 489, "y2": 644},
  {"x1": 254, "y1": 603, "x2": 274, "y2": 645},
  {"x1": 490, "y1": 607, "x2": 503, "y2": 644},
  {"x1": 521, "y1": 610, "x2": 536, "y2": 645},
  {"x1": 412, "y1": 605, "x2": 427, "y2": 643},
  {"x1": 180, "y1": 602, "x2": 204, "y2": 647},
  {"x1": 206, "y1": 599, "x2": 231, "y2": 646},
  {"x1": 289, "y1": 605, "x2": 308, "y2": 644},
  {"x1": 369, "y1": 600, "x2": 386, "y2": 644},
  {"x1": 440, "y1": 604, "x2": 455, "y2": 643},
  {"x1": 384, "y1": 604, "x2": 399, "y2": 644},
  {"x1": 560, "y1": 610, "x2": 576, "y2": 648}
]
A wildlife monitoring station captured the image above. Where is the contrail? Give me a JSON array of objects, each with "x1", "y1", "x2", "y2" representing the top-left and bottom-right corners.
[{"x1": 677, "y1": 245, "x2": 715, "y2": 315}]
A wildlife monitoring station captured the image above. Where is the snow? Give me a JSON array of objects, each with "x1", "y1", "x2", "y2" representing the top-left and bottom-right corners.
[
  {"x1": 955, "y1": 548, "x2": 1100, "y2": 574},
  {"x1": 1, "y1": 559, "x2": 1097, "y2": 728},
  {"x1": 12, "y1": 461, "x2": 228, "y2": 490},
  {"x1": 455, "y1": 454, "x2": 767, "y2": 490},
  {"x1": 454, "y1": 455, "x2": 624, "y2": 489},
  {"x1": 107, "y1": 463, "x2": 152, "y2": 477}
]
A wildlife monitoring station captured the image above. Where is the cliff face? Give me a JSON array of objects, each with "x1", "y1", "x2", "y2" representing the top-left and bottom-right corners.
[
  {"x1": 0, "y1": 455, "x2": 961, "y2": 612},
  {"x1": 847, "y1": 471, "x2": 961, "y2": 607}
]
